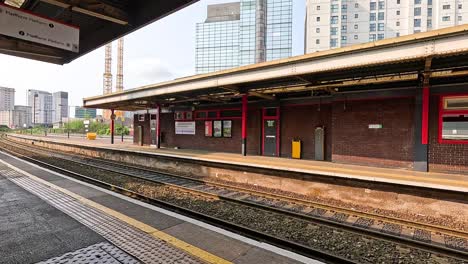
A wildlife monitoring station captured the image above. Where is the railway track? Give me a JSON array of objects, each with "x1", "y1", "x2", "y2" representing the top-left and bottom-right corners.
[{"x1": 0, "y1": 137, "x2": 467, "y2": 263}]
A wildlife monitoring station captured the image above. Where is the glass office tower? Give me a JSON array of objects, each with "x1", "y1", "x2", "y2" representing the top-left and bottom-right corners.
[
  {"x1": 266, "y1": 0, "x2": 293, "y2": 61},
  {"x1": 196, "y1": 0, "x2": 292, "y2": 74},
  {"x1": 196, "y1": 2, "x2": 241, "y2": 74}
]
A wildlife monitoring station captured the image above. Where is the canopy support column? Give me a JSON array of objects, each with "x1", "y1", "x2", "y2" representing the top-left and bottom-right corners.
[
  {"x1": 111, "y1": 109, "x2": 115, "y2": 145},
  {"x1": 241, "y1": 95, "x2": 248, "y2": 156},
  {"x1": 156, "y1": 105, "x2": 161, "y2": 149}
]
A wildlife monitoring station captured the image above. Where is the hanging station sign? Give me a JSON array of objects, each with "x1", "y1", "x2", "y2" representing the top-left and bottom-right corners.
[
  {"x1": 175, "y1": 121, "x2": 195, "y2": 135},
  {"x1": 0, "y1": 3, "x2": 79, "y2": 52}
]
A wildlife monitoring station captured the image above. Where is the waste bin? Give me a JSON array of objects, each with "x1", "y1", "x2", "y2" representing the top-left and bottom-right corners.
[
  {"x1": 292, "y1": 139, "x2": 301, "y2": 159},
  {"x1": 86, "y1": 133, "x2": 97, "y2": 140}
]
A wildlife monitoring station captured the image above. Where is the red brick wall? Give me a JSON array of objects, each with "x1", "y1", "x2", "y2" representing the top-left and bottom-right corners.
[
  {"x1": 280, "y1": 104, "x2": 332, "y2": 160},
  {"x1": 160, "y1": 109, "x2": 261, "y2": 155},
  {"x1": 332, "y1": 98, "x2": 415, "y2": 168},
  {"x1": 428, "y1": 95, "x2": 468, "y2": 173},
  {"x1": 246, "y1": 109, "x2": 262, "y2": 155}
]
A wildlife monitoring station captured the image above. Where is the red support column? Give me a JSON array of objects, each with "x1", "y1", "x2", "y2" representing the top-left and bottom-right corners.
[
  {"x1": 110, "y1": 109, "x2": 115, "y2": 144},
  {"x1": 156, "y1": 105, "x2": 161, "y2": 149},
  {"x1": 421, "y1": 87, "x2": 429, "y2": 144},
  {"x1": 241, "y1": 95, "x2": 248, "y2": 156}
]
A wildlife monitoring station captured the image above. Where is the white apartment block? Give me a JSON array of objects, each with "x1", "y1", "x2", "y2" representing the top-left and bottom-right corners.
[
  {"x1": 27, "y1": 89, "x2": 53, "y2": 125},
  {"x1": 0, "y1": 87, "x2": 15, "y2": 111},
  {"x1": 52, "y1": 91, "x2": 68, "y2": 123},
  {"x1": 0, "y1": 106, "x2": 32, "y2": 129},
  {"x1": 305, "y1": 0, "x2": 468, "y2": 53}
]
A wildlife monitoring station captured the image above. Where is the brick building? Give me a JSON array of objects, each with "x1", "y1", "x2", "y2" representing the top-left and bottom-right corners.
[{"x1": 84, "y1": 26, "x2": 468, "y2": 174}]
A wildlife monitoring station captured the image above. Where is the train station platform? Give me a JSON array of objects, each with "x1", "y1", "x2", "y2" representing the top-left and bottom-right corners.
[
  {"x1": 7, "y1": 134, "x2": 468, "y2": 194},
  {"x1": 0, "y1": 149, "x2": 315, "y2": 264}
]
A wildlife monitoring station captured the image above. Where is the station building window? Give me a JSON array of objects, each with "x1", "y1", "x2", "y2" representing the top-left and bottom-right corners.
[
  {"x1": 195, "y1": 108, "x2": 242, "y2": 120},
  {"x1": 439, "y1": 95, "x2": 468, "y2": 144}
]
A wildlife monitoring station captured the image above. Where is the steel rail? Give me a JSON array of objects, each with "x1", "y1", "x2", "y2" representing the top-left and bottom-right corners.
[
  {"x1": 4, "y1": 138, "x2": 467, "y2": 238},
  {"x1": 0, "y1": 141, "x2": 354, "y2": 264},
  {"x1": 1, "y1": 139, "x2": 467, "y2": 261}
]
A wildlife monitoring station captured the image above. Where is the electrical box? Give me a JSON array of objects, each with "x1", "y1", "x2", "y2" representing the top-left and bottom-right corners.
[{"x1": 315, "y1": 127, "x2": 325, "y2": 161}]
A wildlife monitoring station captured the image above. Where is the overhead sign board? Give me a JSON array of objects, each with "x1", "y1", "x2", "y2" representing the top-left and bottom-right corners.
[
  {"x1": 175, "y1": 121, "x2": 195, "y2": 135},
  {"x1": 368, "y1": 124, "x2": 383, "y2": 129},
  {"x1": 0, "y1": 3, "x2": 79, "y2": 52}
]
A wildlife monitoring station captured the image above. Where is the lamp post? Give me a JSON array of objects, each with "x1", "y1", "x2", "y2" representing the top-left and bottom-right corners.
[
  {"x1": 58, "y1": 104, "x2": 73, "y2": 138},
  {"x1": 121, "y1": 118, "x2": 124, "y2": 142},
  {"x1": 36, "y1": 109, "x2": 54, "y2": 136},
  {"x1": 66, "y1": 105, "x2": 79, "y2": 138},
  {"x1": 32, "y1": 93, "x2": 38, "y2": 134}
]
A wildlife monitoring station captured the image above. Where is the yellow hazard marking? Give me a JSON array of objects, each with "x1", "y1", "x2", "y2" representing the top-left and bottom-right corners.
[{"x1": 0, "y1": 160, "x2": 232, "y2": 264}]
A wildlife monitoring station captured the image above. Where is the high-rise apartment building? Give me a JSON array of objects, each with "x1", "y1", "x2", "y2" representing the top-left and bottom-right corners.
[
  {"x1": 27, "y1": 89, "x2": 53, "y2": 125},
  {"x1": 196, "y1": 0, "x2": 292, "y2": 74},
  {"x1": 13, "y1": 105, "x2": 32, "y2": 128},
  {"x1": 52, "y1": 91, "x2": 68, "y2": 123},
  {"x1": 305, "y1": 0, "x2": 468, "y2": 53},
  {"x1": 0, "y1": 106, "x2": 32, "y2": 129},
  {"x1": 0, "y1": 87, "x2": 15, "y2": 111}
]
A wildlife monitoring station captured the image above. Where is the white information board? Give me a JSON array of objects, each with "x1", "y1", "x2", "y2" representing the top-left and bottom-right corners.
[
  {"x1": 175, "y1": 121, "x2": 196, "y2": 135},
  {"x1": 0, "y1": 3, "x2": 79, "y2": 52}
]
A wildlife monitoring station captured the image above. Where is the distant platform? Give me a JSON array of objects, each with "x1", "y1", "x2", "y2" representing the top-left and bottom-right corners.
[{"x1": 7, "y1": 134, "x2": 468, "y2": 194}]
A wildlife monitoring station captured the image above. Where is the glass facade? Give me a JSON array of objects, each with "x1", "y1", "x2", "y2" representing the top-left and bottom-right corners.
[
  {"x1": 196, "y1": 0, "x2": 292, "y2": 74},
  {"x1": 196, "y1": 21, "x2": 240, "y2": 74},
  {"x1": 266, "y1": 0, "x2": 292, "y2": 61},
  {"x1": 239, "y1": 0, "x2": 256, "y2": 65}
]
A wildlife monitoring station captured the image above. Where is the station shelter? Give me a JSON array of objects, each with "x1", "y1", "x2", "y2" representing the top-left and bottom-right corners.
[{"x1": 84, "y1": 25, "x2": 468, "y2": 174}]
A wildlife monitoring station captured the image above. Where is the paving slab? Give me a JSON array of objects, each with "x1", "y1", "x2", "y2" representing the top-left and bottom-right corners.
[
  {"x1": 163, "y1": 222, "x2": 254, "y2": 262},
  {"x1": 89, "y1": 194, "x2": 186, "y2": 230},
  {"x1": 0, "y1": 173, "x2": 104, "y2": 264},
  {"x1": 233, "y1": 247, "x2": 303, "y2": 264}
]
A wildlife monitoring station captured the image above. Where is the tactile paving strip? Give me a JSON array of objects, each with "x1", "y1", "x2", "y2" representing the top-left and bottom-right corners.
[
  {"x1": 37, "y1": 242, "x2": 140, "y2": 264},
  {"x1": 0, "y1": 165, "x2": 205, "y2": 264}
]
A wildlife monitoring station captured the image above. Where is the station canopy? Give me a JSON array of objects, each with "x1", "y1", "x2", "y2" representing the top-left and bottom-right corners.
[
  {"x1": 0, "y1": 0, "x2": 197, "y2": 64},
  {"x1": 83, "y1": 25, "x2": 468, "y2": 111}
]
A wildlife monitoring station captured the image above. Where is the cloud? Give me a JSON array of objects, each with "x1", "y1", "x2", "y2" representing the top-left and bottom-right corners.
[{"x1": 126, "y1": 57, "x2": 176, "y2": 88}]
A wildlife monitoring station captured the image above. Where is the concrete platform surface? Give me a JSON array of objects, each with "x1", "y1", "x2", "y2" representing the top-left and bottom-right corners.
[
  {"x1": 0, "y1": 172, "x2": 105, "y2": 264},
  {"x1": 8, "y1": 134, "x2": 468, "y2": 193},
  {"x1": 0, "y1": 150, "x2": 318, "y2": 264}
]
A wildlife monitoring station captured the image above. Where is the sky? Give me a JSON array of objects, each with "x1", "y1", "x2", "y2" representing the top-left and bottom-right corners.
[{"x1": 0, "y1": 0, "x2": 306, "y2": 107}]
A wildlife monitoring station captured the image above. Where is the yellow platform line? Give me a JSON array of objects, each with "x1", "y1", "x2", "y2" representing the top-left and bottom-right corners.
[{"x1": 1, "y1": 160, "x2": 232, "y2": 264}]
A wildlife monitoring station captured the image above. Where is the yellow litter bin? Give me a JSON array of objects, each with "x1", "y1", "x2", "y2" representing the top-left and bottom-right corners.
[
  {"x1": 86, "y1": 133, "x2": 97, "y2": 140},
  {"x1": 292, "y1": 139, "x2": 301, "y2": 159}
]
